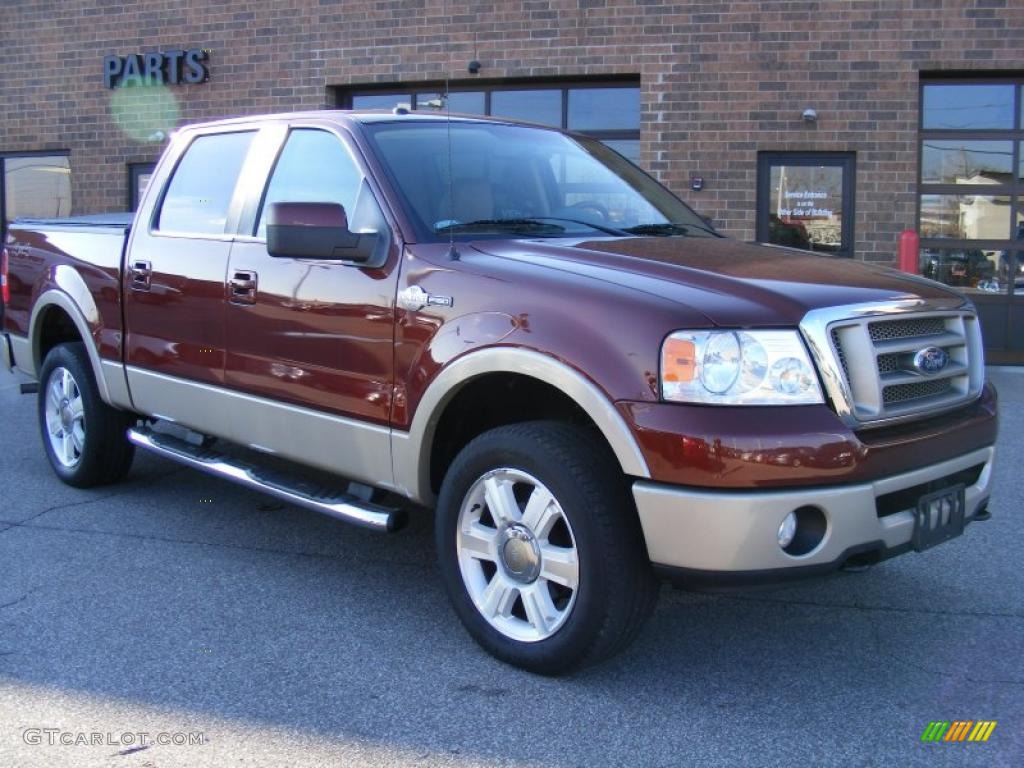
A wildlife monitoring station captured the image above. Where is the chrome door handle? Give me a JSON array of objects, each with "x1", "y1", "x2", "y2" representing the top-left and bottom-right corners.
[
  {"x1": 229, "y1": 269, "x2": 258, "y2": 304},
  {"x1": 130, "y1": 260, "x2": 152, "y2": 290}
]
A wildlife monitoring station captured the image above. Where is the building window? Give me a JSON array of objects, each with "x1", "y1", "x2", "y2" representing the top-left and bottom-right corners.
[
  {"x1": 755, "y1": 153, "x2": 855, "y2": 258},
  {"x1": 342, "y1": 80, "x2": 641, "y2": 164},
  {"x1": 1, "y1": 153, "x2": 71, "y2": 238},
  {"x1": 128, "y1": 162, "x2": 156, "y2": 211},
  {"x1": 918, "y1": 79, "x2": 1024, "y2": 296}
]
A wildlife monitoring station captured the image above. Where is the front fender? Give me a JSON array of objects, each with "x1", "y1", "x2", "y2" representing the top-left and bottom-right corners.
[{"x1": 391, "y1": 346, "x2": 651, "y2": 504}]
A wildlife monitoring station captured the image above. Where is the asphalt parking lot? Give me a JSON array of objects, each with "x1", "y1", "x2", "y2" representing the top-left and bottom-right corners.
[{"x1": 0, "y1": 364, "x2": 1021, "y2": 768}]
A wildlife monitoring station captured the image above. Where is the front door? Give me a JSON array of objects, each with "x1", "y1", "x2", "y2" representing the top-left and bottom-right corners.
[{"x1": 223, "y1": 127, "x2": 399, "y2": 481}]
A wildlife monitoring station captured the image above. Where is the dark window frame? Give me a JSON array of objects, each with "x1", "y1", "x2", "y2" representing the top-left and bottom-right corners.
[
  {"x1": 339, "y1": 77, "x2": 642, "y2": 158},
  {"x1": 755, "y1": 151, "x2": 857, "y2": 259},
  {"x1": 917, "y1": 77, "x2": 1024, "y2": 297}
]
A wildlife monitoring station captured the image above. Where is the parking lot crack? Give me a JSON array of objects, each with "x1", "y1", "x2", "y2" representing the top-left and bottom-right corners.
[
  {"x1": 0, "y1": 518, "x2": 430, "y2": 572},
  {"x1": 868, "y1": 616, "x2": 1024, "y2": 687},
  {"x1": 0, "y1": 468, "x2": 185, "y2": 530}
]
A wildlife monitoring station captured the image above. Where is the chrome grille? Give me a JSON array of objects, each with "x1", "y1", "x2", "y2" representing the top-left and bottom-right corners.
[
  {"x1": 804, "y1": 303, "x2": 985, "y2": 427},
  {"x1": 883, "y1": 378, "x2": 954, "y2": 405},
  {"x1": 831, "y1": 329, "x2": 849, "y2": 378},
  {"x1": 868, "y1": 317, "x2": 946, "y2": 341}
]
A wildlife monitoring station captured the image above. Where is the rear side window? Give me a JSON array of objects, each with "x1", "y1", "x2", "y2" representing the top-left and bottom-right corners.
[{"x1": 156, "y1": 131, "x2": 255, "y2": 235}]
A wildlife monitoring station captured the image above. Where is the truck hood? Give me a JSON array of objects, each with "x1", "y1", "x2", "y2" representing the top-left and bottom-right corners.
[{"x1": 470, "y1": 235, "x2": 964, "y2": 326}]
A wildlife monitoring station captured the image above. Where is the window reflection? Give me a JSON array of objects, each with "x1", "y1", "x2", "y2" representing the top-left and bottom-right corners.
[
  {"x1": 256, "y1": 130, "x2": 362, "y2": 237},
  {"x1": 3, "y1": 156, "x2": 71, "y2": 219},
  {"x1": 157, "y1": 131, "x2": 254, "y2": 235},
  {"x1": 490, "y1": 90, "x2": 562, "y2": 127},
  {"x1": 921, "y1": 140, "x2": 1013, "y2": 185},
  {"x1": 352, "y1": 93, "x2": 411, "y2": 110},
  {"x1": 568, "y1": 87, "x2": 641, "y2": 131},
  {"x1": 601, "y1": 139, "x2": 640, "y2": 165},
  {"x1": 920, "y1": 193, "x2": 1011, "y2": 239},
  {"x1": 414, "y1": 92, "x2": 485, "y2": 115},
  {"x1": 920, "y1": 247, "x2": 999, "y2": 292},
  {"x1": 922, "y1": 84, "x2": 1015, "y2": 130},
  {"x1": 767, "y1": 165, "x2": 844, "y2": 253}
]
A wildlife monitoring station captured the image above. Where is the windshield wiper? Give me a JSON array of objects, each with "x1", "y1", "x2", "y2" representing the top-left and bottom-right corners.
[
  {"x1": 530, "y1": 217, "x2": 630, "y2": 237},
  {"x1": 622, "y1": 222, "x2": 718, "y2": 237},
  {"x1": 434, "y1": 218, "x2": 566, "y2": 235}
]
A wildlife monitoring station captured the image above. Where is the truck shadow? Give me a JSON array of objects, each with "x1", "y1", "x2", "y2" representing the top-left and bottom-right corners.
[{"x1": 1, "y1": 446, "x2": 1021, "y2": 766}]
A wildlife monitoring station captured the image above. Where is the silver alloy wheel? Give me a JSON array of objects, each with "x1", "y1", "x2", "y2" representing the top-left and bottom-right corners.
[
  {"x1": 456, "y1": 468, "x2": 580, "y2": 643},
  {"x1": 44, "y1": 366, "x2": 86, "y2": 468}
]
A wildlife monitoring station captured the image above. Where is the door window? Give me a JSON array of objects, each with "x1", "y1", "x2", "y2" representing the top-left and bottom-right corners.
[
  {"x1": 757, "y1": 153, "x2": 855, "y2": 257},
  {"x1": 156, "y1": 131, "x2": 255, "y2": 235},
  {"x1": 255, "y1": 129, "x2": 363, "y2": 238}
]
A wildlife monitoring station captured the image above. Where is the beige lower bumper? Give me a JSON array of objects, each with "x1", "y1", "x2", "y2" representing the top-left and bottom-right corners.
[
  {"x1": 633, "y1": 446, "x2": 994, "y2": 573},
  {"x1": 0, "y1": 332, "x2": 13, "y2": 372}
]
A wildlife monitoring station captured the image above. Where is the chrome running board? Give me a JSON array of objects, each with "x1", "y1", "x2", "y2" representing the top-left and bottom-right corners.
[{"x1": 127, "y1": 427, "x2": 405, "y2": 532}]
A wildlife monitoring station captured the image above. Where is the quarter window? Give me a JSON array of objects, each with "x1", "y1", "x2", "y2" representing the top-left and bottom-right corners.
[{"x1": 156, "y1": 131, "x2": 255, "y2": 235}]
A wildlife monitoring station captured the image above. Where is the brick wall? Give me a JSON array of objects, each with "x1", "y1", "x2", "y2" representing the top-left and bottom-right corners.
[{"x1": 2, "y1": 0, "x2": 1022, "y2": 261}]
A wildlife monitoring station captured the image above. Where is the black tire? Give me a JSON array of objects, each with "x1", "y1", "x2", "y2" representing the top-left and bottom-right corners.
[
  {"x1": 436, "y1": 421, "x2": 658, "y2": 674},
  {"x1": 37, "y1": 342, "x2": 136, "y2": 488}
]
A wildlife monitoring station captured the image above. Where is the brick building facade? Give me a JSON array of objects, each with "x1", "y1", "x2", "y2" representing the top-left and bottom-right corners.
[{"x1": 2, "y1": 0, "x2": 1023, "y2": 355}]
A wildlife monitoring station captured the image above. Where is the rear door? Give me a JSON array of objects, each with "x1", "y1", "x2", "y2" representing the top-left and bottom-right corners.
[{"x1": 122, "y1": 128, "x2": 256, "y2": 421}]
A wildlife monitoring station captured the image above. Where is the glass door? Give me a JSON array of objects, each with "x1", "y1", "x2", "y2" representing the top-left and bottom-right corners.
[
  {"x1": 918, "y1": 79, "x2": 1024, "y2": 363},
  {"x1": 756, "y1": 152, "x2": 856, "y2": 259}
]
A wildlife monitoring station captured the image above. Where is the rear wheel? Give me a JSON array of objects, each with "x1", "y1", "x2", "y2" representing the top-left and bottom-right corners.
[
  {"x1": 38, "y1": 342, "x2": 135, "y2": 487},
  {"x1": 436, "y1": 421, "x2": 658, "y2": 674}
]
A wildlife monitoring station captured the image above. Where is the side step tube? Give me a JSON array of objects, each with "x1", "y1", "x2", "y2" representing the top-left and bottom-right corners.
[{"x1": 127, "y1": 427, "x2": 406, "y2": 532}]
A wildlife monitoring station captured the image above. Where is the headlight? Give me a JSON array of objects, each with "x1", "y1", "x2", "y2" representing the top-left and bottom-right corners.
[{"x1": 661, "y1": 330, "x2": 824, "y2": 405}]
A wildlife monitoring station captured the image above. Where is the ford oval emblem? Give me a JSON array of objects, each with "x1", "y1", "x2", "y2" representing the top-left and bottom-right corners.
[{"x1": 912, "y1": 346, "x2": 949, "y2": 375}]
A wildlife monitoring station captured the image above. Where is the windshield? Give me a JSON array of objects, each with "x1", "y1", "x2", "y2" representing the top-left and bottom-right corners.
[{"x1": 361, "y1": 121, "x2": 717, "y2": 241}]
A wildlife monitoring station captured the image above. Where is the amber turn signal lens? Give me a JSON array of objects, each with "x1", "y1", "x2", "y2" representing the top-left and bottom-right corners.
[{"x1": 662, "y1": 337, "x2": 696, "y2": 382}]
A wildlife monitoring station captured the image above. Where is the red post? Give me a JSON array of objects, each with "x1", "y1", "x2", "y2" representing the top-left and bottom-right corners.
[{"x1": 898, "y1": 229, "x2": 919, "y2": 274}]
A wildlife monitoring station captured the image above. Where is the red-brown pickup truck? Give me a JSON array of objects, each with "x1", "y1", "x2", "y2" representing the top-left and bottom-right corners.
[{"x1": 1, "y1": 111, "x2": 998, "y2": 673}]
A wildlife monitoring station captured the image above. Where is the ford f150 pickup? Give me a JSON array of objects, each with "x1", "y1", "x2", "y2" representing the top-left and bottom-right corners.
[{"x1": 1, "y1": 111, "x2": 998, "y2": 673}]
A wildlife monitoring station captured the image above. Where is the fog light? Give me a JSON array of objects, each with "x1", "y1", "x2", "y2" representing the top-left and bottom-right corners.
[{"x1": 778, "y1": 512, "x2": 797, "y2": 549}]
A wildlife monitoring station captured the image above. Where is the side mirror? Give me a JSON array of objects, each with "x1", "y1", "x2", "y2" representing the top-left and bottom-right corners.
[{"x1": 266, "y1": 202, "x2": 378, "y2": 263}]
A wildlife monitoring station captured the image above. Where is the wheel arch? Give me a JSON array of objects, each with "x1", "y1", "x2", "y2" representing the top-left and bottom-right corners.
[
  {"x1": 29, "y1": 288, "x2": 113, "y2": 404},
  {"x1": 392, "y1": 347, "x2": 650, "y2": 505}
]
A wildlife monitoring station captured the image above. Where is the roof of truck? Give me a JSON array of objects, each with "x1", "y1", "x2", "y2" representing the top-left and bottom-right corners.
[{"x1": 176, "y1": 109, "x2": 558, "y2": 131}]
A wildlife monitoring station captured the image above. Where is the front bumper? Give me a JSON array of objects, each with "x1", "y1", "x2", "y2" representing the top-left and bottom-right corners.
[{"x1": 633, "y1": 445, "x2": 994, "y2": 588}]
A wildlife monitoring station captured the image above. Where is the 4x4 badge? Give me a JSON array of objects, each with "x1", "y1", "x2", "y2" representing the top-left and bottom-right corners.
[{"x1": 398, "y1": 285, "x2": 454, "y2": 311}]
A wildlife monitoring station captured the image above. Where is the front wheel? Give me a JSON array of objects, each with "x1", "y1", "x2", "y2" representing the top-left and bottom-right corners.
[
  {"x1": 436, "y1": 421, "x2": 658, "y2": 674},
  {"x1": 38, "y1": 342, "x2": 136, "y2": 488}
]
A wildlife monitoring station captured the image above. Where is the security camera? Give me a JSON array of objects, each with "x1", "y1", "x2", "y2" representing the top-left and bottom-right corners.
[
  {"x1": 468, "y1": 60, "x2": 481, "y2": 74},
  {"x1": 802, "y1": 108, "x2": 818, "y2": 123}
]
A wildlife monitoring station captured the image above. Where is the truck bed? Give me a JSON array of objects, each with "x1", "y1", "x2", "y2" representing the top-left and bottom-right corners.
[{"x1": 12, "y1": 212, "x2": 134, "y2": 231}]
